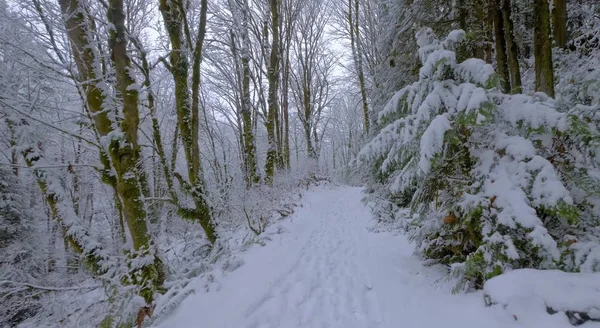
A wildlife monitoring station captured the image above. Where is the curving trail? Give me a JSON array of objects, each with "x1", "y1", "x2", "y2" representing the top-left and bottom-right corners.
[{"x1": 155, "y1": 186, "x2": 579, "y2": 328}]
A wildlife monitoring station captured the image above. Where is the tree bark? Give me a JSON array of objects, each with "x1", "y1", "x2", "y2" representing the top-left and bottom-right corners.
[
  {"x1": 280, "y1": 0, "x2": 294, "y2": 169},
  {"x1": 458, "y1": 0, "x2": 467, "y2": 30},
  {"x1": 190, "y1": 0, "x2": 208, "y2": 185},
  {"x1": 303, "y1": 83, "x2": 315, "y2": 159},
  {"x1": 473, "y1": 0, "x2": 489, "y2": 60},
  {"x1": 240, "y1": 0, "x2": 259, "y2": 184},
  {"x1": 133, "y1": 37, "x2": 179, "y2": 206},
  {"x1": 281, "y1": 53, "x2": 291, "y2": 169},
  {"x1": 265, "y1": 0, "x2": 281, "y2": 185},
  {"x1": 492, "y1": 0, "x2": 510, "y2": 93},
  {"x1": 552, "y1": 0, "x2": 567, "y2": 48},
  {"x1": 159, "y1": 0, "x2": 216, "y2": 243},
  {"x1": 533, "y1": 0, "x2": 555, "y2": 97},
  {"x1": 14, "y1": 125, "x2": 107, "y2": 277},
  {"x1": 502, "y1": 0, "x2": 522, "y2": 93},
  {"x1": 229, "y1": 0, "x2": 259, "y2": 186},
  {"x1": 59, "y1": 0, "x2": 165, "y2": 304},
  {"x1": 349, "y1": 0, "x2": 370, "y2": 134},
  {"x1": 108, "y1": 0, "x2": 165, "y2": 303}
]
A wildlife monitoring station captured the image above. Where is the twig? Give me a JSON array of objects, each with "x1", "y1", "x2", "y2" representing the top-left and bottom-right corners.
[
  {"x1": 0, "y1": 281, "x2": 101, "y2": 292},
  {"x1": 0, "y1": 98, "x2": 100, "y2": 149},
  {"x1": 0, "y1": 163, "x2": 101, "y2": 170},
  {"x1": 243, "y1": 208, "x2": 261, "y2": 235}
]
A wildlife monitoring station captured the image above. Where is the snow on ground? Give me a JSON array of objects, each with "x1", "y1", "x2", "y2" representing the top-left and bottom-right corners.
[
  {"x1": 484, "y1": 269, "x2": 600, "y2": 325},
  {"x1": 153, "y1": 186, "x2": 600, "y2": 328}
]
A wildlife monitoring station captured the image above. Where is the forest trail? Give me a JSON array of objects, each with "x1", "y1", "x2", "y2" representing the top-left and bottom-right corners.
[{"x1": 153, "y1": 186, "x2": 573, "y2": 328}]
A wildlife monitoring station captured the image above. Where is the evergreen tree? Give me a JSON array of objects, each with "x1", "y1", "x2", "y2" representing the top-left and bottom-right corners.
[
  {"x1": 359, "y1": 28, "x2": 600, "y2": 290},
  {"x1": 0, "y1": 166, "x2": 28, "y2": 251}
]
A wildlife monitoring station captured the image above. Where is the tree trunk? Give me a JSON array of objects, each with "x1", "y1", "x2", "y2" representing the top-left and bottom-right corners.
[
  {"x1": 159, "y1": 0, "x2": 216, "y2": 243},
  {"x1": 58, "y1": 0, "x2": 109, "y2": 135},
  {"x1": 170, "y1": 125, "x2": 179, "y2": 175},
  {"x1": 18, "y1": 138, "x2": 107, "y2": 275},
  {"x1": 473, "y1": 0, "x2": 488, "y2": 60},
  {"x1": 304, "y1": 123, "x2": 315, "y2": 159},
  {"x1": 275, "y1": 93, "x2": 283, "y2": 169},
  {"x1": 492, "y1": 0, "x2": 510, "y2": 93},
  {"x1": 7, "y1": 123, "x2": 19, "y2": 176},
  {"x1": 230, "y1": 0, "x2": 259, "y2": 186},
  {"x1": 59, "y1": 0, "x2": 165, "y2": 304},
  {"x1": 282, "y1": 91, "x2": 290, "y2": 169},
  {"x1": 108, "y1": 0, "x2": 165, "y2": 303},
  {"x1": 484, "y1": 0, "x2": 494, "y2": 63},
  {"x1": 533, "y1": 0, "x2": 555, "y2": 97},
  {"x1": 458, "y1": 0, "x2": 467, "y2": 30},
  {"x1": 134, "y1": 38, "x2": 179, "y2": 206},
  {"x1": 332, "y1": 139, "x2": 336, "y2": 170},
  {"x1": 190, "y1": 0, "x2": 208, "y2": 191},
  {"x1": 241, "y1": 0, "x2": 259, "y2": 184},
  {"x1": 349, "y1": 0, "x2": 370, "y2": 134},
  {"x1": 552, "y1": 0, "x2": 567, "y2": 48},
  {"x1": 502, "y1": 0, "x2": 522, "y2": 93},
  {"x1": 280, "y1": 1, "x2": 294, "y2": 170},
  {"x1": 281, "y1": 61, "x2": 291, "y2": 169},
  {"x1": 265, "y1": 0, "x2": 281, "y2": 185},
  {"x1": 302, "y1": 81, "x2": 316, "y2": 159}
]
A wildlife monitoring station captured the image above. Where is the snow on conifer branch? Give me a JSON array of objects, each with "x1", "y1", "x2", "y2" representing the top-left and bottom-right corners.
[{"x1": 359, "y1": 27, "x2": 600, "y2": 290}]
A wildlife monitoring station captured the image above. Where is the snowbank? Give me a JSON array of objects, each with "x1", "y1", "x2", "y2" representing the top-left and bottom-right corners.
[{"x1": 484, "y1": 269, "x2": 600, "y2": 325}]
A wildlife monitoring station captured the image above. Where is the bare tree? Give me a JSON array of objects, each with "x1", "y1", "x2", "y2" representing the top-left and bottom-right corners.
[
  {"x1": 277, "y1": 0, "x2": 301, "y2": 169},
  {"x1": 290, "y1": 0, "x2": 335, "y2": 162},
  {"x1": 159, "y1": 0, "x2": 217, "y2": 243},
  {"x1": 229, "y1": 0, "x2": 260, "y2": 185},
  {"x1": 347, "y1": 0, "x2": 369, "y2": 133},
  {"x1": 264, "y1": 0, "x2": 281, "y2": 184}
]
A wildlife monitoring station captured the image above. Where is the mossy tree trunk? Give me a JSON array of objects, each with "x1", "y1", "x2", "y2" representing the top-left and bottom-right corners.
[
  {"x1": 242, "y1": 68, "x2": 259, "y2": 185},
  {"x1": 107, "y1": 0, "x2": 165, "y2": 303},
  {"x1": 14, "y1": 132, "x2": 107, "y2": 275},
  {"x1": 159, "y1": 0, "x2": 217, "y2": 244},
  {"x1": 533, "y1": 0, "x2": 555, "y2": 97},
  {"x1": 59, "y1": 0, "x2": 165, "y2": 305},
  {"x1": 265, "y1": 0, "x2": 281, "y2": 185}
]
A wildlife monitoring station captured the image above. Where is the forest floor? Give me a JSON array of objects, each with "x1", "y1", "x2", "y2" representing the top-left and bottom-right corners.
[{"x1": 153, "y1": 186, "x2": 593, "y2": 328}]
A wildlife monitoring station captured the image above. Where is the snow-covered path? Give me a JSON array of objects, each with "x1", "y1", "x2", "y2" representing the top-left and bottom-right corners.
[{"x1": 154, "y1": 186, "x2": 581, "y2": 328}]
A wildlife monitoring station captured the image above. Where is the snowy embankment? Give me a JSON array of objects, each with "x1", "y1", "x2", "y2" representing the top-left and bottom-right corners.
[
  {"x1": 152, "y1": 186, "x2": 600, "y2": 328},
  {"x1": 484, "y1": 269, "x2": 600, "y2": 326}
]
